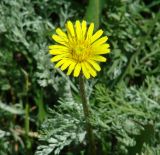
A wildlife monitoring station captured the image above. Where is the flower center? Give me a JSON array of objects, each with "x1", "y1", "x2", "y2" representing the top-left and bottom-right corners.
[
  {"x1": 75, "y1": 46, "x2": 85, "y2": 55},
  {"x1": 71, "y1": 45, "x2": 90, "y2": 62}
]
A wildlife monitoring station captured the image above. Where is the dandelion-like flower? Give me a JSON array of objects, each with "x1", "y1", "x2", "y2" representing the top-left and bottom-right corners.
[{"x1": 49, "y1": 20, "x2": 110, "y2": 79}]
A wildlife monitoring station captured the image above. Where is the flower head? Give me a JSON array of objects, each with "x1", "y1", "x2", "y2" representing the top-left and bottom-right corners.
[{"x1": 49, "y1": 20, "x2": 110, "y2": 79}]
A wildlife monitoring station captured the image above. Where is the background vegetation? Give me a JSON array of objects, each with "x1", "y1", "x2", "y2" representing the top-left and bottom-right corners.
[{"x1": 0, "y1": 0, "x2": 160, "y2": 155}]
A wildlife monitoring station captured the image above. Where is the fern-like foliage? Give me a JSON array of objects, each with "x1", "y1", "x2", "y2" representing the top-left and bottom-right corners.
[
  {"x1": 35, "y1": 82, "x2": 86, "y2": 155},
  {"x1": 36, "y1": 76, "x2": 160, "y2": 155},
  {"x1": 92, "y1": 76, "x2": 160, "y2": 154}
]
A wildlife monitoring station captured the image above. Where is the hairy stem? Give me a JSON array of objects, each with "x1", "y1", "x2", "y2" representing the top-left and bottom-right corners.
[{"x1": 79, "y1": 75, "x2": 96, "y2": 155}]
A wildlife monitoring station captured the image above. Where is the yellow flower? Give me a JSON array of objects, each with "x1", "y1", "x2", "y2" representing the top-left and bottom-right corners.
[{"x1": 49, "y1": 20, "x2": 110, "y2": 79}]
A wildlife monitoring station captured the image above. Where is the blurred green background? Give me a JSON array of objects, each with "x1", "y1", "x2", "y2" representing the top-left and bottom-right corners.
[{"x1": 0, "y1": 0, "x2": 160, "y2": 155}]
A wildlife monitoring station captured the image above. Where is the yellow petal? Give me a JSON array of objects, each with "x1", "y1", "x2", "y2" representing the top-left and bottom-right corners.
[
  {"x1": 50, "y1": 54, "x2": 69, "y2": 62},
  {"x1": 91, "y1": 29, "x2": 103, "y2": 43},
  {"x1": 91, "y1": 56, "x2": 106, "y2": 62},
  {"x1": 93, "y1": 44, "x2": 110, "y2": 54},
  {"x1": 56, "y1": 28, "x2": 67, "y2": 38},
  {"x1": 61, "y1": 60, "x2": 72, "y2": 71},
  {"x1": 82, "y1": 20, "x2": 87, "y2": 39},
  {"x1": 66, "y1": 21, "x2": 75, "y2": 36},
  {"x1": 49, "y1": 46, "x2": 68, "y2": 55},
  {"x1": 49, "y1": 49, "x2": 66, "y2": 55},
  {"x1": 84, "y1": 62, "x2": 97, "y2": 77},
  {"x1": 86, "y1": 23, "x2": 94, "y2": 39},
  {"x1": 49, "y1": 45, "x2": 68, "y2": 50},
  {"x1": 52, "y1": 34, "x2": 68, "y2": 46},
  {"x1": 92, "y1": 36, "x2": 108, "y2": 47},
  {"x1": 67, "y1": 61, "x2": 76, "y2": 75},
  {"x1": 87, "y1": 60, "x2": 101, "y2": 71},
  {"x1": 75, "y1": 20, "x2": 82, "y2": 40},
  {"x1": 73, "y1": 63, "x2": 81, "y2": 77},
  {"x1": 95, "y1": 49, "x2": 110, "y2": 55},
  {"x1": 81, "y1": 62, "x2": 90, "y2": 79},
  {"x1": 55, "y1": 59, "x2": 66, "y2": 68}
]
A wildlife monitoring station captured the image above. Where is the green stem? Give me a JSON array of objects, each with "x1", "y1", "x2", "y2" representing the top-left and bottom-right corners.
[
  {"x1": 79, "y1": 74, "x2": 96, "y2": 155},
  {"x1": 25, "y1": 103, "x2": 31, "y2": 153},
  {"x1": 25, "y1": 103, "x2": 29, "y2": 136}
]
